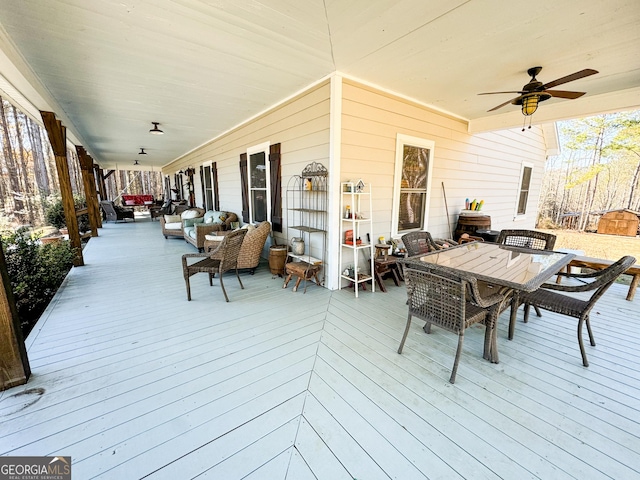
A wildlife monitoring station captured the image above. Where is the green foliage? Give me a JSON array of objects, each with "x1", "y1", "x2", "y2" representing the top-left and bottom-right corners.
[
  {"x1": 44, "y1": 194, "x2": 90, "y2": 233},
  {"x1": 1, "y1": 228, "x2": 75, "y2": 337}
]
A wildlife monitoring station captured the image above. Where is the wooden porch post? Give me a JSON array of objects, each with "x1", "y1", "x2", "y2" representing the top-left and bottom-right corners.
[
  {"x1": 77, "y1": 146, "x2": 102, "y2": 232},
  {"x1": 41, "y1": 111, "x2": 84, "y2": 267},
  {"x1": 94, "y1": 165, "x2": 106, "y2": 202},
  {"x1": 0, "y1": 243, "x2": 30, "y2": 391}
]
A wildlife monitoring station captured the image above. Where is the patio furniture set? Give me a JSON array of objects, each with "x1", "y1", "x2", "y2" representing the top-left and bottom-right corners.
[{"x1": 397, "y1": 229, "x2": 636, "y2": 383}]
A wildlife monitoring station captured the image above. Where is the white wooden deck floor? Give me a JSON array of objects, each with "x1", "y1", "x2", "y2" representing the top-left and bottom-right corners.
[{"x1": 1, "y1": 216, "x2": 639, "y2": 479}]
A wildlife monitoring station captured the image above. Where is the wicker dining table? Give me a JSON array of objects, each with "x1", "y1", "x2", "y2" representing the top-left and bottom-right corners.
[{"x1": 398, "y1": 241, "x2": 575, "y2": 363}]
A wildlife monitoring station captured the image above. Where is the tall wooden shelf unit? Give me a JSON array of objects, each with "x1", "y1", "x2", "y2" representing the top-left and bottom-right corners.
[
  {"x1": 339, "y1": 181, "x2": 374, "y2": 297},
  {"x1": 285, "y1": 162, "x2": 328, "y2": 289}
]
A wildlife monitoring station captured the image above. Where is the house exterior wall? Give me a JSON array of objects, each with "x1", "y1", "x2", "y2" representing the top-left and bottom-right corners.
[
  {"x1": 165, "y1": 76, "x2": 548, "y2": 291},
  {"x1": 340, "y1": 78, "x2": 547, "y2": 243},
  {"x1": 164, "y1": 80, "x2": 332, "y2": 251}
]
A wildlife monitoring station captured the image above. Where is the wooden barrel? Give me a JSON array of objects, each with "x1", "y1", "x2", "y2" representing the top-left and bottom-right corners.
[
  {"x1": 268, "y1": 245, "x2": 288, "y2": 276},
  {"x1": 454, "y1": 215, "x2": 491, "y2": 241}
]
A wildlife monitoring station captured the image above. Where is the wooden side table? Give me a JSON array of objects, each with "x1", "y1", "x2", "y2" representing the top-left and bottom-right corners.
[{"x1": 374, "y1": 244, "x2": 401, "y2": 292}]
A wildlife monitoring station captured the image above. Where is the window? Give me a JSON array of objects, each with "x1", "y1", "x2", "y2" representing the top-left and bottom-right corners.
[
  {"x1": 248, "y1": 143, "x2": 270, "y2": 223},
  {"x1": 516, "y1": 163, "x2": 533, "y2": 216},
  {"x1": 391, "y1": 134, "x2": 434, "y2": 237},
  {"x1": 239, "y1": 142, "x2": 282, "y2": 232},
  {"x1": 202, "y1": 162, "x2": 218, "y2": 211}
]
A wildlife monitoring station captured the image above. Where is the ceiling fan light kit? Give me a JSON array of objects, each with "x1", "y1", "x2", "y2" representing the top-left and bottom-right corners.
[
  {"x1": 149, "y1": 122, "x2": 164, "y2": 135},
  {"x1": 479, "y1": 66, "x2": 598, "y2": 128}
]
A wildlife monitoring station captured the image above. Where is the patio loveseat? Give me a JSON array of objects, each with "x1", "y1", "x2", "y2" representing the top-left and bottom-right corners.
[
  {"x1": 160, "y1": 207, "x2": 205, "y2": 239},
  {"x1": 183, "y1": 210, "x2": 239, "y2": 251}
]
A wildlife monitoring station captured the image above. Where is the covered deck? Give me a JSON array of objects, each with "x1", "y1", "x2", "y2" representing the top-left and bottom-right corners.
[{"x1": 1, "y1": 217, "x2": 639, "y2": 479}]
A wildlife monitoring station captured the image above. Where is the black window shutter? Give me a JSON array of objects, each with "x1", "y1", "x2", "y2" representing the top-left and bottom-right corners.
[
  {"x1": 212, "y1": 162, "x2": 220, "y2": 211},
  {"x1": 199, "y1": 166, "x2": 205, "y2": 209},
  {"x1": 239, "y1": 153, "x2": 249, "y2": 223},
  {"x1": 269, "y1": 143, "x2": 282, "y2": 232}
]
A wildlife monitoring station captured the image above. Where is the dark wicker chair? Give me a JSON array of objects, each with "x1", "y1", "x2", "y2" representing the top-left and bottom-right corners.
[
  {"x1": 398, "y1": 267, "x2": 505, "y2": 383},
  {"x1": 100, "y1": 200, "x2": 135, "y2": 223},
  {"x1": 496, "y1": 229, "x2": 557, "y2": 337},
  {"x1": 496, "y1": 229, "x2": 557, "y2": 250},
  {"x1": 401, "y1": 231, "x2": 457, "y2": 256},
  {"x1": 519, "y1": 255, "x2": 636, "y2": 367},
  {"x1": 181, "y1": 229, "x2": 247, "y2": 302}
]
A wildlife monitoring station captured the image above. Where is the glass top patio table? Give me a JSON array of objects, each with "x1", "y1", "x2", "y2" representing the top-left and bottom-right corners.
[{"x1": 398, "y1": 241, "x2": 576, "y2": 293}]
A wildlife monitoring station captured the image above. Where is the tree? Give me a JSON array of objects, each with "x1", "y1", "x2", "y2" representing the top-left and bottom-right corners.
[{"x1": 540, "y1": 110, "x2": 640, "y2": 230}]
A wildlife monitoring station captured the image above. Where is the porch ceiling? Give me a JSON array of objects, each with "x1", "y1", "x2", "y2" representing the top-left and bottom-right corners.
[{"x1": 0, "y1": 0, "x2": 638, "y2": 170}]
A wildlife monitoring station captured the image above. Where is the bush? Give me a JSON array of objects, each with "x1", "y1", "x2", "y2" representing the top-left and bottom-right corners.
[
  {"x1": 44, "y1": 195, "x2": 90, "y2": 233},
  {"x1": 1, "y1": 228, "x2": 75, "y2": 337}
]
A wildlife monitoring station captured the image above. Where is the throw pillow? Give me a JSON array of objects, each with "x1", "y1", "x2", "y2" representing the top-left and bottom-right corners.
[
  {"x1": 182, "y1": 209, "x2": 200, "y2": 219},
  {"x1": 164, "y1": 214, "x2": 181, "y2": 223}
]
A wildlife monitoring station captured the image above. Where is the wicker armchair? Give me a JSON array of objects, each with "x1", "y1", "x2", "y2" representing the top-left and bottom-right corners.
[
  {"x1": 519, "y1": 255, "x2": 635, "y2": 367},
  {"x1": 181, "y1": 229, "x2": 248, "y2": 302},
  {"x1": 206, "y1": 221, "x2": 271, "y2": 274},
  {"x1": 398, "y1": 267, "x2": 505, "y2": 383},
  {"x1": 496, "y1": 229, "x2": 557, "y2": 338}
]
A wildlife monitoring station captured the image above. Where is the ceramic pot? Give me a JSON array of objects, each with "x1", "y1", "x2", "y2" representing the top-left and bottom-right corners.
[{"x1": 290, "y1": 237, "x2": 305, "y2": 255}]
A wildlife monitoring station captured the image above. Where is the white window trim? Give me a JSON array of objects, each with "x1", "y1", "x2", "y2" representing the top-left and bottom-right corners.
[
  {"x1": 391, "y1": 134, "x2": 435, "y2": 238},
  {"x1": 202, "y1": 162, "x2": 214, "y2": 211},
  {"x1": 514, "y1": 161, "x2": 533, "y2": 221},
  {"x1": 247, "y1": 141, "x2": 271, "y2": 224}
]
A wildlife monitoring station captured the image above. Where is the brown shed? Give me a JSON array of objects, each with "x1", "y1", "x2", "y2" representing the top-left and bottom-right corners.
[{"x1": 597, "y1": 209, "x2": 640, "y2": 236}]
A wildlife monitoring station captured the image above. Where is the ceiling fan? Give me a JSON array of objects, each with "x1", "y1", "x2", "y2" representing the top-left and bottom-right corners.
[{"x1": 479, "y1": 66, "x2": 598, "y2": 115}]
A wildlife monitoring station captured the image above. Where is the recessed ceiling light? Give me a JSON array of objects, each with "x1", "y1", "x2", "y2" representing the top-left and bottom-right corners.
[{"x1": 149, "y1": 122, "x2": 164, "y2": 135}]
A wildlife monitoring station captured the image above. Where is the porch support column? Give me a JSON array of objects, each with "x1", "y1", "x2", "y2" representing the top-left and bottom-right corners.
[
  {"x1": 77, "y1": 146, "x2": 102, "y2": 232},
  {"x1": 41, "y1": 111, "x2": 84, "y2": 267},
  {"x1": 94, "y1": 165, "x2": 106, "y2": 202},
  {"x1": 0, "y1": 243, "x2": 30, "y2": 391}
]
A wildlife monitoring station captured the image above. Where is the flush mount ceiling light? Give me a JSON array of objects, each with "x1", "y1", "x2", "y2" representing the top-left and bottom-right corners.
[
  {"x1": 139, "y1": 148, "x2": 148, "y2": 155},
  {"x1": 149, "y1": 122, "x2": 164, "y2": 135}
]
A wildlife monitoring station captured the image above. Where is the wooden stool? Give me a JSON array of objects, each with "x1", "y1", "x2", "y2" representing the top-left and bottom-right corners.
[{"x1": 283, "y1": 262, "x2": 321, "y2": 293}]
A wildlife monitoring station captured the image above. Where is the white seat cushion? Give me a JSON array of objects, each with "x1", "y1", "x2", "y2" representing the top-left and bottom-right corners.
[
  {"x1": 164, "y1": 222, "x2": 182, "y2": 230},
  {"x1": 205, "y1": 234, "x2": 225, "y2": 242}
]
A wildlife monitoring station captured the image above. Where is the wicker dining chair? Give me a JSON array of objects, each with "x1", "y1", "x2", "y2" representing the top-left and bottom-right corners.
[
  {"x1": 519, "y1": 255, "x2": 635, "y2": 367},
  {"x1": 182, "y1": 229, "x2": 247, "y2": 302},
  {"x1": 496, "y1": 229, "x2": 557, "y2": 338},
  {"x1": 398, "y1": 267, "x2": 505, "y2": 383},
  {"x1": 402, "y1": 231, "x2": 457, "y2": 256},
  {"x1": 496, "y1": 229, "x2": 557, "y2": 250}
]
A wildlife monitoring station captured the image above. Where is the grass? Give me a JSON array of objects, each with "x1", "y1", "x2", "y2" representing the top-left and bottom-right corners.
[
  {"x1": 541, "y1": 228, "x2": 639, "y2": 287},
  {"x1": 542, "y1": 229, "x2": 640, "y2": 261}
]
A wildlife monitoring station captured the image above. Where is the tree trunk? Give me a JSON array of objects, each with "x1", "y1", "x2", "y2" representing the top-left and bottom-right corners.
[{"x1": 0, "y1": 100, "x2": 25, "y2": 218}]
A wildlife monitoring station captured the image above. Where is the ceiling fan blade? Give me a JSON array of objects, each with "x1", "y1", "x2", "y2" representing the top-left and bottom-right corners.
[
  {"x1": 542, "y1": 69, "x2": 598, "y2": 89},
  {"x1": 478, "y1": 91, "x2": 525, "y2": 95},
  {"x1": 487, "y1": 96, "x2": 523, "y2": 112},
  {"x1": 545, "y1": 90, "x2": 586, "y2": 99}
]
